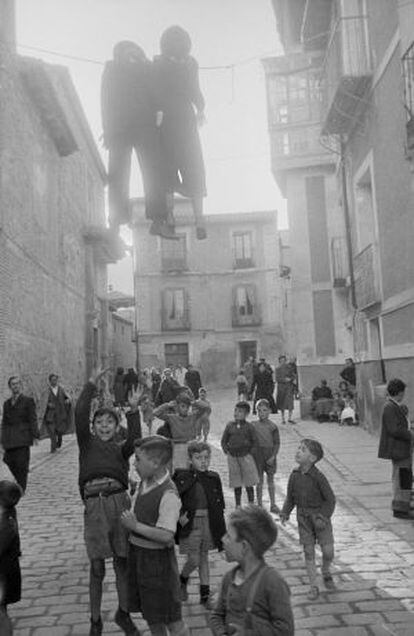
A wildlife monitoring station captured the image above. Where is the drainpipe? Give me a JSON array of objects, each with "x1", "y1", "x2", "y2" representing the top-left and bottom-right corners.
[{"x1": 340, "y1": 136, "x2": 357, "y2": 309}]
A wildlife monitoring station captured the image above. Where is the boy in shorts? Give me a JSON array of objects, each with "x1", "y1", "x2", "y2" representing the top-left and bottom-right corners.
[
  {"x1": 75, "y1": 368, "x2": 141, "y2": 636},
  {"x1": 252, "y1": 399, "x2": 280, "y2": 514},
  {"x1": 121, "y1": 436, "x2": 189, "y2": 636},
  {"x1": 173, "y1": 440, "x2": 226, "y2": 608},
  {"x1": 210, "y1": 505, "x2": 294, "y2": 635},
  {"x1": 280, "y1": 438, "x2": 336, "y2": 600}
]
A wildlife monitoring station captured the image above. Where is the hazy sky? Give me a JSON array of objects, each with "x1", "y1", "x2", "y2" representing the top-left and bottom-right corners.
[{"x1": 16, "y1": 0, "x2": 285, "y2": 292}]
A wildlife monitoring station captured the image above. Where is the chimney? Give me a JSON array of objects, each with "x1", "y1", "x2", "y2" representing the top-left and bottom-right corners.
[{"x1": 0, "y1": 0, "x2": 16, "y2": 55}]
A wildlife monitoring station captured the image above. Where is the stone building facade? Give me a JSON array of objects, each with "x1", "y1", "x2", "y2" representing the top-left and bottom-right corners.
[
  {"x1": 0, "y1": 1, "x2": 122, "y2": 408},
  {"x1": 131, "y1": 198, "x2": 287, "y2": 386},
  {"x1": 265, "y1": 0, "x2": 414, "y2": 427}
]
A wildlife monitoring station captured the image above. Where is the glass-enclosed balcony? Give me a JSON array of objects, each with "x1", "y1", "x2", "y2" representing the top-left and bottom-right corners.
[{"x1": 320, "y1": 15, "x2": 373, "y2": 135}]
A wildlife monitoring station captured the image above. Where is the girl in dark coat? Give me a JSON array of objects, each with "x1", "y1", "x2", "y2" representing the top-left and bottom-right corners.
[
  {"x1": 153, "y1": 26, "x2": 207, "y2": 240},
  {"x1": 0, "y1": 480, "x2": 23, "y2": 634}
]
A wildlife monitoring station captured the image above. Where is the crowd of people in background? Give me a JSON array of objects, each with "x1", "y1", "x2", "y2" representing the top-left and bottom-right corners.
[{"x1": 1, "y1": 353, "x2": 412, "y2": 634}]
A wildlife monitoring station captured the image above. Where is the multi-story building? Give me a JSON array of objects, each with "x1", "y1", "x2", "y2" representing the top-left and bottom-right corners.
[
  {"x1": 0, "y1": 1, "x2": 122, "y2": 406},
  {"x1": 264, "y1": 0, "x2": 414, "y2": 428},
  {"x1": 131, "y1": 198, "x2": 287, "y2": 386}
]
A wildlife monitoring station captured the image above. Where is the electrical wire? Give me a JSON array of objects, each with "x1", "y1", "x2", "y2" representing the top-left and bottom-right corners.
[{"x1": 15, "y1": 42, "x2": 280, "y2": 72}]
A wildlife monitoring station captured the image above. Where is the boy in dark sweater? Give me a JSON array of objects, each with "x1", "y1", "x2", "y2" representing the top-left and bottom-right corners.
[
  {"x1": 153, "y1": 393, "x2": 197, "y2": 469},
  {"x1": 280, "y1": 438, "x2": 336, "y2": 601},
  {"x1": 221, "y1": 401, "x2": 259, "y2": 507},
  {"x1": 75, "y1": 368, "x2": 141, "y2": 636},
  {"x1": 173, "y1": 440, "x2": 226, "y2": 608},
  {"x1": 121, "y1": 436, "x2": 190, "y2": 636}
]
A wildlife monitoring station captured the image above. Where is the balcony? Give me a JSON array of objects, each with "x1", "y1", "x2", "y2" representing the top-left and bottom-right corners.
[
  {"x1": 353, "y1": 243, "x2": 381, "y2": 310},
  {"x1": 321, "y1": 15, "x2": 373, "y2": 136},
  {"x1": 232, "y1": 305, "x2": 262, "y2": 328},
  {"x1": 270, "y1": 122, "x2": 327, "y2": 166},
  {"x1": 331, "y1": 236, "x2": 349, "y2": 288}
]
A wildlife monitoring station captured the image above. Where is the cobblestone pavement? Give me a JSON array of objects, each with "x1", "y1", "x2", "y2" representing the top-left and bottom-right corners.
[{"x1": 8, "y1": 389, "x2": 414, "y2": 635}]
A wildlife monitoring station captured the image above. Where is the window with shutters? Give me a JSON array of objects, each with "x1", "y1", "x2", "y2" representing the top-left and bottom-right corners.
[
  {"x1": 161, "y1": 234, "x2": 187, "y2": 271},
  {"x1": 232, "y1": 284, "x2": 261, "y2": 326},
  {"x1": 161, "y1": 288, "x2": 190, "y2": 330},
  {"x1": 232, "y1": 231, "x2": 254, "y2": 269}
]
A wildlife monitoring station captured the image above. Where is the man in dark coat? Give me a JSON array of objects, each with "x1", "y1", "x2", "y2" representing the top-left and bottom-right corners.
[
  {"x1": 42, "y1": 374, "x2": 71, "y2": 453},
  {"x1": 378, "y1": 378, "x2": 413, "y2": 519},
  {"x1": 101, "y1": 40, "x2": 174, "y2": 237},
  {"x1": 1, "y1": 377, "x2": 39, "y2": 491},
  {"x1": 184, "y1": 364, "x2": 202, "y2": 399}
]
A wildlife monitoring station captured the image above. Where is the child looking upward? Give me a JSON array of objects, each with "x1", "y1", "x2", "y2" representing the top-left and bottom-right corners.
[
  {"x1": 280, "y1": 438, "x2": 336, "y2": 601},
  {"x1": 121, "y1": 436, "x2": 189, "y2": 636},
  {"x1": 75, "y1": 368, "x2": 141, "y2": 636},
  {"x1": 210, "y1": 505, "x2": 294, "y2": 635},
  {"x1": 173, "y1": 441, "x2": 226, "y2": 608},
  {"x1": 221, "y1": 401, "x2": 258, "y2": 507},
  {"x1": 252, "y1": 399, "x2": 280, "y2": 513}
]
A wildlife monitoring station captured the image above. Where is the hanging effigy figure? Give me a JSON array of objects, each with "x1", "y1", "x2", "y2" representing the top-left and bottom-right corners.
[
  {"x1": 101, "y1": 41, "x2": 177, "y2": 238},
  {"x1": 153, "y1": 26, "x2": 208, "y2": 240}
]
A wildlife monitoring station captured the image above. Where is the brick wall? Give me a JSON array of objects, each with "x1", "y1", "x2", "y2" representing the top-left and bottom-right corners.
[{"x1": 0, "y1": 54, "x2": 107, "y2": 414}]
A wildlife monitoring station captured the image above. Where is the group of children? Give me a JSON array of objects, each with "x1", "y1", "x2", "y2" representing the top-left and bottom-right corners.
[{"x1": 0, "y1": 369, "x2": 337, "y2": 635}]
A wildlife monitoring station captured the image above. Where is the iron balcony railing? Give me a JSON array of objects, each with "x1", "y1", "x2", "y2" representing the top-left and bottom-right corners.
[{"x1": 321, "y1": 15, "x2": 373, "y2": 134}]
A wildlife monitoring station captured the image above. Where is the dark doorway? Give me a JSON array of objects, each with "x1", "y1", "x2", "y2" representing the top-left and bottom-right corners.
[
  {"x1": 239, "y1": 341, "x2": 257, "y2": 366},
  {"x1": 164, "y1": 343, "x2": 189, "y2": 369}
]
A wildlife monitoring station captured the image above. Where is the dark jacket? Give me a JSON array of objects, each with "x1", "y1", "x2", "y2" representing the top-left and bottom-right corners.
[
  {"x1": 155, "y1": 377, "x2": 181, "y2": 406},
  {"x1": 0, "y1": 508, "x2": 21, "y2": 605},
  {"x1": 1, "y1": 395, "x2": 39, "y2": 449},
  {"x1": 101, "y1": 58, "x2": 156, "y2": 145},
  {"x1": 75, "y1": 382, "x2": 140, "y2": 497},
  {"x1": 172, "y1": 468, "x2": 226, "y2": 549},
  {"x1": 378, "y1": 399, "x2": 412, "y2": 461},
  {"x1": 43, "y1": 386, "x2": 71, "y2": 433}
]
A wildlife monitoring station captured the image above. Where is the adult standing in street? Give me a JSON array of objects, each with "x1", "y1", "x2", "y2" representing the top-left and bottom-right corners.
[
  {"x1": 378, "y1": 378, "x2": 414, "y2": 519},
  {"x1": 123, "y1": 368, "x2": 139, "y2": 402},
  {"x1": 184, "y1": 363, "x2": 202, "y2": 398},
  {"x1": 242, "y1": 356, "x2": 256, "y2": 400},
  {"x1": 1, "y1": 376, "x2": 39, "y2": 491},
  {"x1": 251, "y1": 362, "x2": 277, "y2": 413},
  {"x1": 340, "y1": 358, "x2": 356, "y2": 389},
  {"x1": 42, "y1": 374, "x2": 71, "y2": 453},
  {"x1": 112, "y1": 367, "x2": 126, "y2": 406},
  {"x1": 275, "y1": 355, "x2": 295, "y2": 424}
]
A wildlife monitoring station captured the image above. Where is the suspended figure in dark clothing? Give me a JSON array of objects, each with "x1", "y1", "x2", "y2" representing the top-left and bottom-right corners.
[
  {"x1": 153, "y1": 26, "x2": 208, "y2": 240},
  {"x1": 101, "y1": 41, "x2": 176, "y2": 239}
]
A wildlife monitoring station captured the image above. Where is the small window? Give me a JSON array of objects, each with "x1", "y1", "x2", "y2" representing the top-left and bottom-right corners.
[
  {"x1": 232, "y1": 285, "x2": 261, "y2": 326},
  {"x1": 161, "y1": 234, "x2": 187, "y2": 271},
  {"x1": 233, "y1": 232, "x2": 254, "y2": 268},
  {"x1": 162, "y1": 289, "x2": 190, "y2": 331}
]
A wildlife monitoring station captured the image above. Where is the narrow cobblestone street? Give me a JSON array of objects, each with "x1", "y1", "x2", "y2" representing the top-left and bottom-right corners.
[{"x1": 8, "y1": 390, "x2": 414, "y2": 635}]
